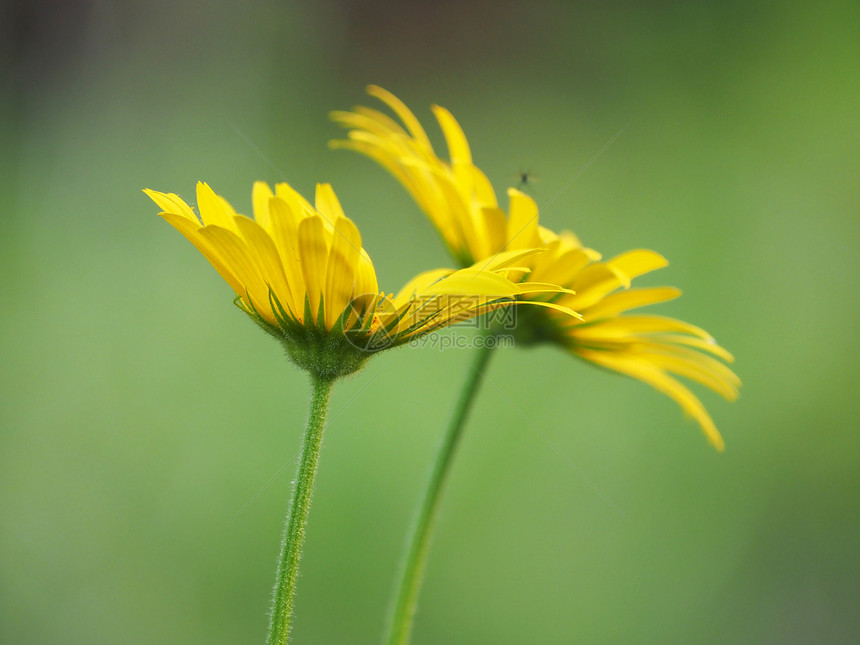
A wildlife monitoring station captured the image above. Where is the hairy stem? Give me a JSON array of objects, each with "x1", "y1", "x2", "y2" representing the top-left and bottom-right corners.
[{"x1": 267, "y1": 375, "x2": 335, "y2": 645}]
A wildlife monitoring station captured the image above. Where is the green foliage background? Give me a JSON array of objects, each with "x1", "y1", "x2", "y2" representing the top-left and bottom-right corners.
[{"x1": 2, "y1": 2, "x2": 859, "y2": 643}]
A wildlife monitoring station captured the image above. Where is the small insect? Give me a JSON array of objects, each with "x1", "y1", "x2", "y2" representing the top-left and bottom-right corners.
[{"x1": 513, "y1": 169, "x2": 539, "y2": 192}]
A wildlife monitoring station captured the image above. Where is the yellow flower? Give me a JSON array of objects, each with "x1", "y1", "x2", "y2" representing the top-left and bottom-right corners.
[
  {"x1": 145, "y1": 181, "x2": 573, "y2": 379},
  {"x1": 331, "y1": 87, "x2": 739, "y2": 449}
]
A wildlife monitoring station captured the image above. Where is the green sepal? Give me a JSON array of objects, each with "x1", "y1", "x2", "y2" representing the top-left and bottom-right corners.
[{"x1": 236, "y1": 291, "x2": 370, "y2": 380}]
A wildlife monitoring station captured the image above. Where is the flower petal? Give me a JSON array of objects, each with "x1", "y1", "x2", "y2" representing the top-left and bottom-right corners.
[
  {"x1": 268, "y1": 195, "x2": 306, "y2": 297},
  {"x1": 577, "y1": 347, "x2": 725, "y2": 451},
  {"x1": 196, "y1": 182, "x2": 238, "y2": 230},
  {"x1": 367, "y1": 85, "x2": 432, "y2": 149},
  {"x1": 480, "y1": 207, "x2": 508, "y2": 257},
  {"x1": 393, "y1": 268, "x2": 456, "y2": 306},
  {"x1": 583, "y1": 287, "x2": 682, "y2": 320},
  {"x1": 232, "y1": 215, "x2": 295, "y2": 317},
  {"x1": 330, "y1": 108, "x2": 406, "y2": 139},
  {"x1": 297, "y1": 215, "x2": 329, "y2": 324},
  {"x1": 431, "y1": 104, "x2": 473, "y2": 165},
  {"x1": 324, "y1": 216, "x2": 362, "y2": 328},
  {"x1": 252, "y1": 181, "x2": 274, "y2": 232},
  {"x1": 609, "y1": 249, "x2": 668, "y2": 281},
  {"x1": 158, "y1": 212, "x2": 242, "y2": 296},
  {"x1": 144, "y1": 189, "x2": 198, "y2": 223},
  {"x1": 354, "y1": 249, "x2": 379, "y2": 300},
  {"x1": 314, "y1": 183, "x2": 347, "y2": 224},
  {"x1": 196, "y1": 225, "x2": 273, "y2": 322},
  {"x1": 565, "y1": 263, "x2": 630, "y2": 309},
  {"x1": 506, "y1": 188, "x2": 541, "y2": 250},
  {"x1": 573, "y1": 315, "x2": 715, "y2": 341},
  {"x1": 274, "y1": 182, "x2": 315, "y2": 218}
]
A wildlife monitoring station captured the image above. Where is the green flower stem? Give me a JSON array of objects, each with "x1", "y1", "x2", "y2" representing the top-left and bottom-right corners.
[
  {"x1": 267, "y1": 374, "x2": 335, "y2": 645},
  {"x1": 384, "y1": 342, "x2": 497, "y2": 645}
]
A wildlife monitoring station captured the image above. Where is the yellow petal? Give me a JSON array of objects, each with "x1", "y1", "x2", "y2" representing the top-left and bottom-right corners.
[
  {"x1": 583, "y1": 337, "x2": 740, "y2": 398},
  {"x1": 572, "y1": 315, "x2": 715, "y2": 341},
  {"x1": 345, "y1": 250, "x2": 380, "y2": 330},
  {"x1": 329, "y1": 108, "x2": 406, "y2": 139},
  {"x1": 351, "y1": 105, "x2": 411, "y2": 134},
  {"x1": 481, "y1": 207, "x2": 508, "y2": 257},
  {"x1": 526, "y1": 238, "x2": 563, "y2": 282},
  {"x1": 516, "y1": 299, "x2": 582, "y2": 320},
  {"x1": 583, "y1": 287, "x2": 682, "y2": 320},
  {"x1": 514, "y1": 281, "x2": 578, "y2": 300},
  {"x1": 324, "y1": 216, "x2": 362, "y2": 328},
  {"x1": 330, "y1": 136, "x2": 419, "y2": 200},
  {"x1": 506, "y1": 188, "x2": 541, "y2": 250},
  {"x1": 423, "y1": 268, "x2": 522, "y2": 298},
  {"x1": 274, "y1": 182, "x2": 315, "y2": 218},
  {"x1": 297, "y1": 215, "x2": 329, "y2": 323},
  {"x1": 159, "y1": 212, "x2": 242, "y2": 296},
  {"x1": 393, "y1": 268, "x2": 455, "y2": 306},
  {"x1": 252, "y1": 181, "x2": 274, "y2": 232},
  {"x1": 367, "y1": 85, "x2": 432, "y2": 149},
  {"x1": 469, "y1": 164, "x2": 498, "y2": 208},
  {"x1": 420, "y1": 165, "x2": 479, "y2": 259},
  {"x1": 609, "y1": 249, "x2": 668, "y2": 281},
  {"x1": 558, "y1": 230, "x2": 586, "y2": 249},
  {"x1": 196, "y1": 225, "x2": 273, "y2": 322},
  {"x1": 431, "y1": 104, "x2": 473, "y2": 165},
  {"x1": 354, "y1": 249, "x2": 379, "y2": 300},
  {"x1": 566, "y1": 263, "x2": 630, "y2": 309},
  {"x1": 544, "y1": 247, "x2": 601, "y2": 287},
  {"x1": 577, "y1": 348, "x2": 725, "y2": 451},
  {"x1": 633, "y1": 348, "x2": 740, "y2": 401},
  {"x1": 268, "y1": 196, "x2": 306, "y2": 306},
  {"x1": 232, "y1": 215, "x2": 295, "y2": 317},
  {"x1": 196, "y1": 182, "x2": 238, "y2": 230},
  {"x1": 474, "y1": 248, "x2": 542, "y2": 272},
  {"x1": 314, "y1": 183, "x2": 347, "y2": 224},
  {"x1": 335, "y1": 132, "x2": 445, "y2": 226},
  {"x1": 646, "y1": 334, "x2": 735, "y2": 363},
  {"x1": 431, "y1": 105, "x2": 481, "y2": 198},
  {"x1": 144, "y1": 189, "x2": 198, "y2": 222}
]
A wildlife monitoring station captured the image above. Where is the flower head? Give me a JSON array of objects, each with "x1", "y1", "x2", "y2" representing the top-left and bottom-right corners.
[
  {"x1": 331, "y1": 87, "x2": 739, "y2": 449},
  {"x1": 146, "y1": 181, "x2": 573, "y2": 379}
]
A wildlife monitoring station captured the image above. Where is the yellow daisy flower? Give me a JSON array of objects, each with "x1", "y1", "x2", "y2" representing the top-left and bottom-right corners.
[
  {"x1": 331, "y1": 87, "x2": 739, "y2": 449},
  {"x1": 145, "y1": 180, "x2": 573, "y2": 379}
]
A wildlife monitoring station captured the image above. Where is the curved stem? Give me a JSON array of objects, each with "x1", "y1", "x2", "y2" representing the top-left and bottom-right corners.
[
  {"x1": 384, "y1": 343, "x2": 496, "y2": 645},
  {"x1": 267, "y1": 375, "x2": 335, "y2": 645}
]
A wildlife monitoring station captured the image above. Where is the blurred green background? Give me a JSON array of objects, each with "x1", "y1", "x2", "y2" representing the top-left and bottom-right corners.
[{"x1": 2, "y1": 1, "x2": 859, "y2": 643}]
